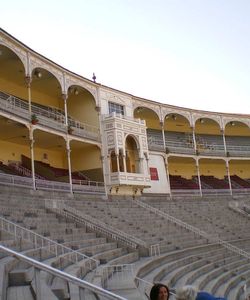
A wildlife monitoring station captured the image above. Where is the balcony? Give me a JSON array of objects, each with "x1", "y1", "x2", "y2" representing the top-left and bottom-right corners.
[
  {"x1": 0, "y1": 91, "x2": 101, "y2": 142},
  {"x1": 110, "y1": 172, "x2": 151, "y2": 187}
]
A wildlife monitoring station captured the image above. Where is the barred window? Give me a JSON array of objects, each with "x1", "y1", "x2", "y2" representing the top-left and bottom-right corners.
[{"x1": 108, "y1": 102, "x2": 124, "y2": 115}]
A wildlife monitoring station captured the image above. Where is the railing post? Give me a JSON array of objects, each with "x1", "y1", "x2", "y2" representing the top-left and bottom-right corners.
[
  {"x1": 34, "y1": 267, "x2": 42, "y2": 300},
  {"x1": 79, "y1": 286, "x2": 86, "y2": 300}
]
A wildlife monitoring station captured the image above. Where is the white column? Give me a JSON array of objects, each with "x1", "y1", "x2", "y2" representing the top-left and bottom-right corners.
[
  {"x1": 123, "y1": 153, "x2": 127, "y2": 173},
  {"x1": 66, "y1": 140, "x2": 73, "y2": 194},
  {"x1": 29, "y1": 130, "x2": 36, "y2": 190},
  {"x1": 196, "y1": 159, "x2": 202, "y2": 197},
  {"x1": 116, "y1": 153, "x2": 120, "y2": 172},
  {"x1": 165, "y1": 156, "x2": 172, "y2": 198},
  {"x1": 221, "y1": 129, "x2": 228, "y2": 155},
  {"x1": 25, "y1": 76, "x2": 32, "y2": 115},
  {"x1": 62, "y1": 93, "x2": 68, "y2": 127},
  {"x1": 192, "y1": 126, "x2": 197, "y2": 154},
  {"x1": 226, "y1": 160, "x2": 232, "y2": 195},
  {"x1": 160, "y1": 121, "x2": 166, "y2": 150}
]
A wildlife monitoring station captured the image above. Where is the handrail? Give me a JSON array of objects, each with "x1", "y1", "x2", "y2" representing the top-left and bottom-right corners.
[
  {"x1": 0, "y1": 91, "x2": 100, "y2": 141},
  {"x1": 228, "y1": 201, "x2": 250, "y2": 218},
  {"x1": 0, "y1": 244, "x2": 127, "y2": 300},
  {"x1": 8, "y1": 163, "x2": 44, "y2": 179},
  {"x1": 101, "y1": 263, "x2": 135, "y2": 289},
  {"x1": 0, "y1": 172, "x2": 105, "y2": 194},
  {"x1": 0, "y1": 216, "x2": 99, "y2": 270},
  {"x1": 133, "y1": 198, "x2": 250, "y2": 259},
  {"x1": 45, "y1": 199, "x2": 147, "y2": 250}
]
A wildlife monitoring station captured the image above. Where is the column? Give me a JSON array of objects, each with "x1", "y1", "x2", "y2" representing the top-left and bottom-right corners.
[
  {"x1": 25, "y1": 76, "x2": 32, "y2": 115},
  {"x1": 123, "y1": 153, "x2": 127, "y2": 173},
  {"x1": 62, "y1": 93, "x2": 68, "y2": 127},
  {"x1": 226, "y1": 160, "x2": 232, "y2": 195},
  {"x1": 221, "y1": 129, "x2": 228, "y2": 156},
  {"x1": 66, "y1": 140, "x2": 73, "y2": 194},
  {"x1": 196, "y1": 159, "x2": 202, "y2": 197},
  {"x1": 116, "y1": 152, "x2": 120, "y2": 172},
  {"x1": 192, "y1": 126, "x2": 197, "y2": 154},
  {"x1": 139, "y1": 156, "x2": 144, "y2": 173},
  {"x1": 29, "y1": 130, "x2": 36, "y2": 190},
  {"x1": 165, "y1": 156, "x2": 172, "y2": 198},
  {"x1": 160, "y1": 121, "x2": 166, "y2": 150}
]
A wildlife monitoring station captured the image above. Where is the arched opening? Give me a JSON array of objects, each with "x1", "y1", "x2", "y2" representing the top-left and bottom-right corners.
[
  {"x1": 195, "y1": 118, "x2": 224, "y2": 156},
  {"x1": 134, "y1": 106, "x2": 161, "y2": 151},
  {"x1": 70, "y1": 141, "x2": 103, "y2": 182},
  {"x1": 225, "y1": 121, "x2": 250, "y2": 157},
  {"x1": 0, "y1": 44, "x2": 26, "y2": 99},
  {"x1": 110, "y1": 150, "x2": 118, "y2": 173},
  {"x1": 31, "y1": 67, "x2": 63, "y2": 111},
  {"x1": 164, "y1": 113, "x2": 193, "y2": 155},
  {"x1": 125, "y1": 135, "x2": 140, "y2": 173},
  {"x1": 67, "y1": 85, "x2": 99, "y2": 130}
]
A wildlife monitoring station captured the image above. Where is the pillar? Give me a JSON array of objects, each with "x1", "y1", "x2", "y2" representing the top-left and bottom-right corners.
[
  {"x1": 29, "y1": 130, "x2": 36, "y2": 190},
  {"x1": 25, "y1": 76, "x2": 32, "y2": 115},
  {"x1": 196, "y1": 159, "x2": 202, "y2": 197},
  {"x1": 66, "y1": 140, "x2": 73, "y2": 194}
]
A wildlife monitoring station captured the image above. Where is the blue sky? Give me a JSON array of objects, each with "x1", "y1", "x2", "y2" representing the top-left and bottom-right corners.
[{"x1": 1, "y1": 0, "x2": 250, "y2": 114}]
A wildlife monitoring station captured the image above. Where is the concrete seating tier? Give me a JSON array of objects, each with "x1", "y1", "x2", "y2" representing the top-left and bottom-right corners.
[
  {"x1": 136, "y1": 240, "x2": 250, "y2": 300},
  {"x1": 0, "y1": 187, "x2": 139, "y2": 300},
  {"x1": 66, "y1": 196, "x2": 209, "y2": 251},
  {"x1": 143, "y1": 196, "x2": 250, "y2": 242}
]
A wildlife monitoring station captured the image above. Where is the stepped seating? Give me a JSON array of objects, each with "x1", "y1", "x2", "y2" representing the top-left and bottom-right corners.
[
  {"x1": 67, "y1": 196, "x2": 209, "y2": 252},
  {"x1": 200, "y1": 175, "x2": 229, "y2": 189},
  {"x1": 0, "y1": 162, "x2": 21, "y2": 176},
  {"x1": 169, "y1": 175, "x2": 199, "y2": 189},
  {"x1": 1, "y1": 185, "x2": 250, "y2": 299},
  {"x1": 144, "y1": 197, "x2": 250, "y2": 241},
  {"x1": 21, "y1": 155, "x2": 90, "y2": 183},
  {"x1": 137, "y1": 240, "x2": 250, "y2": 299},
  {"x1": 0, "y1": 187, "x2": 139, "y2": 300},
  {"x1": 230, "y1": 175, "x2": 250, "y2": 188}
]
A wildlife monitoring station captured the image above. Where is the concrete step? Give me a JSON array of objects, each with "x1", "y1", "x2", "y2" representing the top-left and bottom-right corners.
[{"x1": 7, "y1": 286, "x2": 34, "y2": 300}]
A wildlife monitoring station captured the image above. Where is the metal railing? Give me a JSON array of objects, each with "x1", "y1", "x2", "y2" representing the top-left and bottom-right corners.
[
  {"x1": 8, "y1": 163, "x2": 45, "y2": 179},
  {"x1": 0, "y1": 91, "x2": 100, "y2": 141},
  {"x1": 0, "y1": 173, "x2": 105, "y2": 194},
  {"x1": 0, "y1": 216, "x2": 99, "y2": 271},
  {"x1": 45, "y1": 199, "x2": 147, "y2": 251},
  {"x1": 0, "y1": 244, "x2": 127, "y2": 300},
  {"x1": 133, "y1": 198, "x2": 250, "y2": 260},
  {"x1": 101, "y1": 264, "x2": 135, "y2": 289}
]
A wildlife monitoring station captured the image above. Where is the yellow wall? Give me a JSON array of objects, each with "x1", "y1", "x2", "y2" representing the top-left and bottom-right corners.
[
  {"x1": 31, "y1": 88, "x2": 64, "y2": 111},
  {"x1": 0, "y1": 140, "x2": 66, "y2": 168},
  {"x1": 0, "y1": 77, "x2": 28, "y2": 100},
  {"x1": 225, "y1": 126, "x2": 250, "y2": 136},
  {"x1": 199, "y1": 160, "x2": 226, "y2": 178},
  {"x1": 0, "y1": 140, "x2": 30, "y2": 164},
  {"x1": 0, "y1": 76, "x2": 64, "y2": 111},
  {"x1": 34, "y1": 148, "x2": 66, "y2": 168},
  {"x1": 195, "y1": 123, "x2": 221, "y2": 134},
  {"x1": 229, "y1": 160, "x2": 250, "y2": 178},
  {"x1": 68, "y1": 92, "x2": 99, "y2": 127},
  {"x1": 168, "y1": 158, "x2": 230, "y2": 179},
  {"x1": 168, "y1": 159, "x2": 196, "y2": 178},
  {"x1": 71, "y1": 146, "x2": 101, "y2": 171}
]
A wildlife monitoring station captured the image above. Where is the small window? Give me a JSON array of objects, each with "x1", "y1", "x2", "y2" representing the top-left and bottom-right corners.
[{"x1": 108, "y1": 102, "x2": 124, "y2": 115}]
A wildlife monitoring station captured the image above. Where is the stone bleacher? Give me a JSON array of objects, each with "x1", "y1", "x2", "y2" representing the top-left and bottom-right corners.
[
  {"x1": 0, "y1": 186, "x2": 139, "y2": 300},
  {"x1": 1, "y1": 184, "x2": 250, "y2": 299}
]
